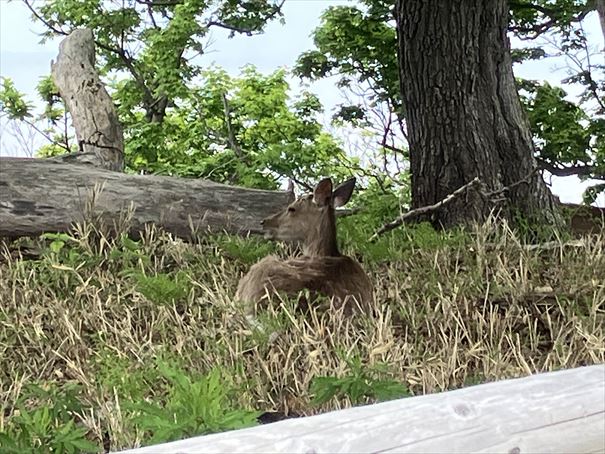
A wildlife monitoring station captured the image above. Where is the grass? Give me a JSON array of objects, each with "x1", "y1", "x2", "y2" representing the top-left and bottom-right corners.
[{"x1": 0, "y1": 217, "x2": 603, "y2": 452}]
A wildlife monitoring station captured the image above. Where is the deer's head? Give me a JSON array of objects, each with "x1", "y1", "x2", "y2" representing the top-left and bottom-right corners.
[{"x1": 261, "y1": 177, "x2": 356, "y2": 256}]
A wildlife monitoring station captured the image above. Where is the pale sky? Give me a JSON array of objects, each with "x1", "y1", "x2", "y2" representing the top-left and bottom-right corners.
[{"x1": 0, "y1": 0, "x2": 603, "y2": 207}]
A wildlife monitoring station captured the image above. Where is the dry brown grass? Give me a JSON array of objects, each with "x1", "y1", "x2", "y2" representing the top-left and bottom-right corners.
[{"x1": 0, "y1": 218, "x2": 603, "y2": 451}]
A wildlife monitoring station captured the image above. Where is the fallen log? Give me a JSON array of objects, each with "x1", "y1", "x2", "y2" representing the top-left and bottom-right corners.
[{"x1": 0, "y1": 158, "x2": 293, "y2": 240}]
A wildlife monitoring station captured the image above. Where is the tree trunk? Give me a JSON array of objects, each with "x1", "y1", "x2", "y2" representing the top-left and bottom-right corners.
[
  {"x1": 0, "y1": 158, "x2": 293, "y2": 241},
  {"x1": 596, "y1": 0, "x2": 605, "y2": 49},
  {"x1": 395, "y1": 0, "x2": 561, "y2": 228},
  {"x1": 51, "y1": 28, "x2": 124, "y2": 171}
]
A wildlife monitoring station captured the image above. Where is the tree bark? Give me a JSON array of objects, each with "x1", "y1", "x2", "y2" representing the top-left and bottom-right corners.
[
  {"x1": 0, "y1": 158, "x2": 293, "y2": 241},
  {"x1": 596, "y1": 0, "x2": 605, "y2": 49},
  {"x1": 51, "y1": 28, "x2": 124, "y2": 171},
  {"x1": 395, "y1": 0, "x2": 561, "y2": 228}
]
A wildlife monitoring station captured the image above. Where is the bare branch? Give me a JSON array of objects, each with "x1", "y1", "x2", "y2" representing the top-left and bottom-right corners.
[
  {"x1": 484, "y1": 167, "x2": 542, "y2": 198},
  {"x1": 285, "y1": 175, "x2": 313, "y2": 192},
  {"x1": 538, "y1": 159, "x2": 605, "y2": 180},
  {"x1": 7, "y1": 116, "x2": 71, "y2": 153},
  {"x1": 369, "y1": 169, "x2": 544, "y2": 241},
  {"x1": 134, "y1": 0, "x2": 183, "y2": 6},
  {"x1": 509, "y1": 2, "x2": 593, "y2": 39},
  {"x1": 377, "y1": 141, "x2": 406, "y2": 155},
  {"x1": 208, "y1": 0, "x2": 285, "y2": 36},
  {"x1": 335, "y1": 207, "x2": 362, "y2": 218},
  {"x1": 369, "y1": 177, "x2": 482, "y2": 241},
  {"x1": 23, "y1": 0, "x2": 70, "y2": 36}
]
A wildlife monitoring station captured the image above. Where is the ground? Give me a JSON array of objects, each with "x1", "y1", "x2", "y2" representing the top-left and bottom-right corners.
[{"x1": 0, "y1": 217, "x2": 603, "y2": 451}]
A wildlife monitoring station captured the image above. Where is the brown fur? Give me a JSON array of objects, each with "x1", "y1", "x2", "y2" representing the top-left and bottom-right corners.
[
  {"x1": 236, "y1": 254, "x2": 372, "y2": 315},
  {"x1": 235, "y1": 177, "x2": 373, "y2": 316}
]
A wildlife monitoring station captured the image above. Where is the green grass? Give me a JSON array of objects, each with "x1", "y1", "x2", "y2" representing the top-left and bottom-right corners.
[{"x1": 0, "y1": 217, "x2": 603, "y2": 451}]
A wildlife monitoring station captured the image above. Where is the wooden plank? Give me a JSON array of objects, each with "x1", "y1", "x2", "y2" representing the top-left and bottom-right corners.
[{"x1": 119, "y1": 364, "x2": 605, "y2": 453}]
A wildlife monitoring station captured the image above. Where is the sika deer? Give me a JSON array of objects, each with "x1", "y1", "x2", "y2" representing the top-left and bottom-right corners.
[{"x1": 236, "y1": 177, "x2": 373, "y2": 317}]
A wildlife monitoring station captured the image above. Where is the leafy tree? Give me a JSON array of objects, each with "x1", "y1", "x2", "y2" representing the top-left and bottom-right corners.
[
  {"x1": 0, "y1": 75, "x2": 74, "y2": 157},
  {"x1": 25, "y1": 0, "x2": 285, "y2": 124},
  {"x1": 295, "y1": 0, "x2": 605, "y2": 211},
  {"x1": 121, "y1": 65, "x2": 354, "y2": 188},
  {"x1": 2, "y1": 0, "x2": 356, "y2": 189},
  {"x1": 294, "y1": 1, "x2": 406, "y2": 198},
  {"x1": 1, "y1": 66, "x2": 353, "y2": 189},
  {"x1": 519, "y1": 80, "x2": 605, "y2": 202}
]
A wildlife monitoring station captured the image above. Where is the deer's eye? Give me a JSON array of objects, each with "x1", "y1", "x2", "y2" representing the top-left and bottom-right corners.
[{"x1": 288, "y1": 207, "x2": 296, "y2": 213}]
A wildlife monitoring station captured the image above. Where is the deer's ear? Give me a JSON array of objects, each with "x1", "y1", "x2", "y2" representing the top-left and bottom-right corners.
[
  {"x1": 332, "y1": 177, "x2": 356, "y2": 208},
  {"x1": 313, "y1": 178, "x2": 333, "y2": 206},
  {"x1": 286, "y1": 179, "x2": 296, "y2": 202}
]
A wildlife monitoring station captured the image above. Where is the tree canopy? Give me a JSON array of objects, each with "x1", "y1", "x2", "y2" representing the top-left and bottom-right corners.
[
  {"x1": 294, "y1": 0, "x2": 604, "y2": 202},
  {"x1": 0, "y1": 0, "x2": 603, "y2": 222}
]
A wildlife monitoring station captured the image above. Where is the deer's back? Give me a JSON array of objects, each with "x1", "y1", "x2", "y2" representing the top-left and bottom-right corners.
[{"x1": 236, "y1": 254, "x2": 372, "y2": 315}]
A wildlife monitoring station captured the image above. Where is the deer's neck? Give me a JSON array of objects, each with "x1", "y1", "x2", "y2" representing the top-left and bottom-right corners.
[{"x1": 303, "y1": 209, "x2": 340, "y2": 257}]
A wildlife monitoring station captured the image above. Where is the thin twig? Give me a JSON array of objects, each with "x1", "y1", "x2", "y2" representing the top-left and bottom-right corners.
[
  {"x1": 282, "y1": 175, "x2": 313, "y2": 192},
  {"x1": 484, "y1": 167, "x2": 541, "y2": 198},
  {"x1": 221, "y1": 92, "x2": 246, "y2": 162},
  {"x1": 369, "y1": 177, "x2": 482, "y2": 241},
  {"x1": 207, "y1": 0, "x2": 284, "y2": 36},
  {"x1": 369, "y1": 168, "x2": 544, "y2": 241},
  {"x1": 377, "y1": 141, "x2": 406, "y2": 155},
  {"x1": 23, "y1": 0, "x2": 70, "y2": 36}
]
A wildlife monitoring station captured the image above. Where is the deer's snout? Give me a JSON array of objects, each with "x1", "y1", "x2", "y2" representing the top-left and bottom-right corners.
[{"x1": 261, "y1": 213, "x2": 279, "y2": 229}]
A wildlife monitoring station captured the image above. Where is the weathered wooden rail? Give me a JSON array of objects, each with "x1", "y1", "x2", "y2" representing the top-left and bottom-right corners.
[{"x1": 119, "y1": 364, "x2": 605, "y2": 453}]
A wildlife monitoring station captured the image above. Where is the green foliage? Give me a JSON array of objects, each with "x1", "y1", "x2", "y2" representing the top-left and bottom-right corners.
[
  {"x1": 129, "y1": 363, "x2": 259, "y2": 446},
  {"x1": 1, "y1": 74, "x2": 74, "y2": 157},
  {"x1": 36, "y1": 76, "x2": 63, "y2": 122},
  {"x1": 40, "y1": 232, "x2": 75, "y2": 255},
  {"x1": 20, "y1": 0, "x2": 359, "y2": 189},
  {"x1": 511, "y1": 208, "x2": 567, "y2": 243},
  {"x1": 295, "y1": 0, "x2": 604, "y2": 200},
  {"x1": 584, "y1": 183, "x2": 605, "y2": 204},
  {"x1": 94, "y1": 350, "x2": 158, "y2": 403},
  {"x1": 34, "y1": 0, "x2": 283, "y2": 104},
  {"x1": 293, "y1": 1, "x2": 407, "y2": 190},
  {"x1": 511, "y1": 46, "x2": 547, "y2": 64},
  {"x1": 0, "y1": 383, "x2": 99, "y2": 453},
  {"x1": 336, "y1": 176, "x2": 469, "y2": 262},
  {"x1": 131, "y1": 271, "x2": 191, "y2": 306},
  {"x1": 122, "y1": 66, "x2": 353, "y2": 187},
  {"x1": 216, "y1": 234, "x2": 277, "y2": 265},
  {"x1": 509, "y1": 0, "x2": 589, "y2": 39},
  {"x1": 0, "y1": 77, "x2": 32, "y2": 120},
  {"x1": 4, "y1": 1, "x2": 364, "y2": 193},
  {"x1": 310, "y1": 354, "x2": 409, "y2": 406},
  {"x1": 340, "y1": 215, "x2": 470, "y2": 263},
  {"x1": 35, "y1": 143, "x2": 74, "y2": 158},
  {"x1": 108, "y1": 234, "x2": 152, "y2": 269},
  {"x1": 10, "y1": 0, "x2": 603, "y2": 225},
  {"x1": 294, "y1": 2, "x2": 399, "y2": 108},
  {"x1": 1, "y1": 220, "x2": 604, "y2": 450},
  {"x1": 519, "y1": 80, "x2": 605, "y2": 197},
  {"x1": 522, "y1": 82, "x2": 592, "y2": 161},
  {"x1": 38, "y1": 231, "x2": 150, "y2": 273}
]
